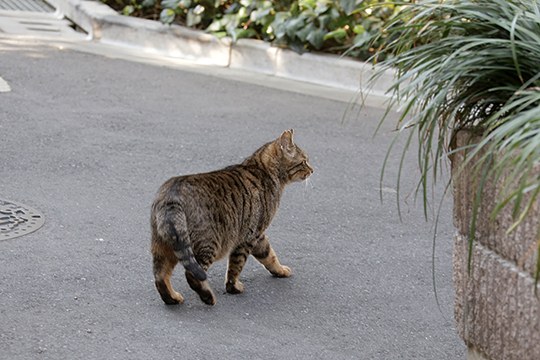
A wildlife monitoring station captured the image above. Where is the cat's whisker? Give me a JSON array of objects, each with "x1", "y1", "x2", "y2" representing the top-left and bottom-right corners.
[
  {"x1": 301, "y1": 177, "x2": 314, "y2": 201},
  {"x1": 303, "y1": 176, "x2": 314, "y2": 190}
]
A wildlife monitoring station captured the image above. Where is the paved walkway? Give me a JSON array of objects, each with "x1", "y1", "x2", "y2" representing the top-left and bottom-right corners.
[{"x1": 0, "y1": 3, "x2": 465, "y2": 360}]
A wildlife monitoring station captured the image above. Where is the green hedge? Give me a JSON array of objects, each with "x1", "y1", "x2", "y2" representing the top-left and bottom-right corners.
[{"x1": 103, "y1": 0, "x2": 408, "y2": 60}]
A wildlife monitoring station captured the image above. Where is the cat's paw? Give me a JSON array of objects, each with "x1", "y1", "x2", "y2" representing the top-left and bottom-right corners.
[
  {"x1": 226, "y1": 280, "x2": 245, "y2": 294},
  {"x1": 156, "y1": 280, "x2": 185, "y2": 305},
  {"x1": 199, "y1": 290, "x2": 217, "y2": 306},
  {"x1": 162, "y1": 293, "x2": 184, "y2": 305},
  {"x1": 170, "y1": 291, "x2": 185, "y2": 304},
  {"x1": 273, "y1": 265, "x2": 292, "y2": 278}
]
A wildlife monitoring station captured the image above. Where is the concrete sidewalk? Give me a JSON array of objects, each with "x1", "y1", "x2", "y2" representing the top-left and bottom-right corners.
[{"x1": 45, "y1": 0, "x2": 394, "y2": 106}]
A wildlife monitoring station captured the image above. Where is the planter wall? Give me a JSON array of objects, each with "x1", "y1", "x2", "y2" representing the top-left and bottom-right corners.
[{"x1": 452, "y1": 131, "x2": 540, "y2": 360}]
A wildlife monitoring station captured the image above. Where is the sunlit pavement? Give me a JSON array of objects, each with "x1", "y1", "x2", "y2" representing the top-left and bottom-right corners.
[{"x1": 0, "y1": 3, "x2": 465, "y2": 360}]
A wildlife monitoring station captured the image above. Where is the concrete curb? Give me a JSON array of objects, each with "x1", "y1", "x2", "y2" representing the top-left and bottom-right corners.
[{"x1": 47, "y1": 0, "x2": 394, "y2": 97}]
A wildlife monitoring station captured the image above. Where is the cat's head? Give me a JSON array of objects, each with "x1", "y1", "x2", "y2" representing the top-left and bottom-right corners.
[{"x1": 277, "y1": 129, "x2": 314, "y2": 183}]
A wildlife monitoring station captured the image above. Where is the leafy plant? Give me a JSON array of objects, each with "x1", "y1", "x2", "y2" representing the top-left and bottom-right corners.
[
  {"x1": 105, "y1": 0, "x2": 161, "y2": 20},
  {"x1": 269, "y1": 0, "x2": 400, "y2": 55},
  {"x1": 369, "y1": 0, "x2": 540, "y2": 280},
  {"x1": 101, "y1": 0, "x2": 408, "y2": 60}
]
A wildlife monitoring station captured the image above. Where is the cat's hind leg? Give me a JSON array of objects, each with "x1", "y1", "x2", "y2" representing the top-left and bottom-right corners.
[
  {"x1": 152, "y1": 240, "x2": 185, "y2": 305},
  {"x1": 184, "y1": 244, "x2": 217, "y2": 305},
  {"x1": 252, "y1": 234, "x2": 292, "y2": 278},
  {"x1": 185, "y1": 270, "x2": 216, "y2": 305}
]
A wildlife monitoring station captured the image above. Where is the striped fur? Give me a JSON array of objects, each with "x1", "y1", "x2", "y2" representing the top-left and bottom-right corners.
[{"x1": 150, "y1": 129, "x2": 313, "y2": 305}]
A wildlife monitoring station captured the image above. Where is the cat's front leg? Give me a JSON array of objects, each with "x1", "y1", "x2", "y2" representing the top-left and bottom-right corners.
[
  {"x1": 225, "y1": 243, "x2": 254, "y2": 294},
  {"x1": 252, "y1": 234, "x2": 292, "y2": 278}
]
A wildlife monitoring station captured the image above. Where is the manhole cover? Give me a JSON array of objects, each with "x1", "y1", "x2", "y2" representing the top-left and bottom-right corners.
[{"x1": 0, "y1": 199, "x2": 45, "y2": 240}]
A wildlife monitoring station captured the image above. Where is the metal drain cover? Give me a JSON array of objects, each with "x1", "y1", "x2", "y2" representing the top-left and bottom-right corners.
[
  {"x1": 0, "y1": 199, "x2": 44, "y2": 240},
  {"x1": 0, "y1": 0, "x2": 54, "y2": 12}
]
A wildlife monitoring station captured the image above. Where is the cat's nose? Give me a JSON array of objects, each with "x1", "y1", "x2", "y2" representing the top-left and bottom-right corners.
[{"x1": 303, "y1": 163, "x2": 314, "y2": 179}]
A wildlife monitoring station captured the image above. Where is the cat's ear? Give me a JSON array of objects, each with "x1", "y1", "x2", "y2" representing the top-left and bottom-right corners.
[{"x1": 279, "y1": 129, "x2": 295, "y2": 156}]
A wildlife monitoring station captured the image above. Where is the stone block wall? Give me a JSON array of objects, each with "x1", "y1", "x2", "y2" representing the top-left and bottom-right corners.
[{"x1": 452, "y1": 131, "x2": 540, "y2": 360}]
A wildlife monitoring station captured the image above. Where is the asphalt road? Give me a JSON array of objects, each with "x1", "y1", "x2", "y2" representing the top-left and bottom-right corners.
[{"x1": 0, "y1": 35, "x2": 465, "y2": 359}]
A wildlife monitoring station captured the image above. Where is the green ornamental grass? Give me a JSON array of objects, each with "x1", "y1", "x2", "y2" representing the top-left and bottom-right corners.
[{"x1": 370, "y1": 0, "x2": 540, "y2": 281}]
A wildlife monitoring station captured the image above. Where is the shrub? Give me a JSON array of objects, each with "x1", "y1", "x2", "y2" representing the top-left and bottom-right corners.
[{"x1": 101, "y1": 0, "x2": 408, "y2": 60}]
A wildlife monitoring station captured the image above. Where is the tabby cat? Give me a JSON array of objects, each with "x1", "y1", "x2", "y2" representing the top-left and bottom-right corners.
[{"x1": 150, "y1": 129, "x2": 313, "y2": 305}]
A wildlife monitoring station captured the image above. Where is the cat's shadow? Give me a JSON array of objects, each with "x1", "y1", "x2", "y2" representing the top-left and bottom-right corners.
[{"x1": 157, "y1": 267, "x2": 297, "y2": 315}]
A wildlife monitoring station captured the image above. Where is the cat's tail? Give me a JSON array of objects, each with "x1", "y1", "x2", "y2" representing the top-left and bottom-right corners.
[{"x1": 158, "y1": 209, "x2": 207, "y2": 281}]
